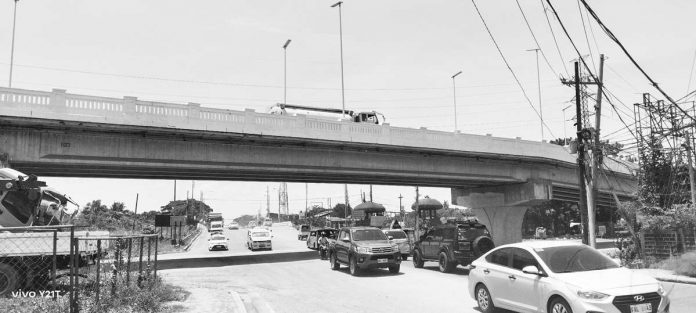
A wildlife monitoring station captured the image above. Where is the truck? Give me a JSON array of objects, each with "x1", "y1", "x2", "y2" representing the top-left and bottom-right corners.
[
  {"x1": 269, "y1": 103, "x2": 385, "y2": 124},
  {"x1": 0, "y1": 168, "x2": 108, "y2": 296},
  {"x1": 328, "y1": 226, "x2": 401, "y2": 276},
  {"x1": 206, "y1": 213, "x2": 224, "y2": 231}
]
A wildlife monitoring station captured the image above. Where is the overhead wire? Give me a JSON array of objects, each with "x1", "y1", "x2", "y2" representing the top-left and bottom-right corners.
[
  {"x1": 576, "y1": 0, "x2": 597, "y2": 72},
  {"x1": 515, "y1": 0, "x2": 559, "y2": 78},
  {"x1": 470, "y1": 0, "x2": 556, "y2": 139},
  {"x1": 578, "y1": 0, "x2": 696, "y2": 124},
  {"x1": 539, "y1": 0, "x2": 570, "y2": 77}
]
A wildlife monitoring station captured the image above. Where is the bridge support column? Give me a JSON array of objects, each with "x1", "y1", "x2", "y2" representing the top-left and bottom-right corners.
[
  {"x1": 452, "y1": 180, "x2": 552, "y2": 245},
  {"x1": 0, "y1": 153, "x2": 8, "y2": 168}
]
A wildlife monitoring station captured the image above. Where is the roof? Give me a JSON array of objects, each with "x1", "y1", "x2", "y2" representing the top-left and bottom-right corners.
[
  {"x1": 501, "y1": 240, "x2": 586, "y2": 249},
  {"x1": 340, "y1": 226, "x2": 380, "y2": 231}
]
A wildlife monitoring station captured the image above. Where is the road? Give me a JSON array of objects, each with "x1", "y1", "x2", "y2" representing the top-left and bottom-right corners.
[
  {"x1": 160, "y1": 226, "x2": 696, "y2": 313},
  {"x1": 159, "y1": 225, "x2": 311, "y2": 261}
]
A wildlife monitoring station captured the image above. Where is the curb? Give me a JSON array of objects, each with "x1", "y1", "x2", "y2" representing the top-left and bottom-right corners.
[{"x1": 183, "y1": 230, "x2": 202, "y2": 251}]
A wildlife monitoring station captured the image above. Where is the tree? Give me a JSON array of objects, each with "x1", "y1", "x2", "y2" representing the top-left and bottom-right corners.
[{"x1": 331, "y1": 203, "x2": 352, "y2": 218}]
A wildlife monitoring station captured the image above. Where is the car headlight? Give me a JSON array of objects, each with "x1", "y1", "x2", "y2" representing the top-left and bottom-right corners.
[
  {"x1": 657, "y1": 283, "x2": 667, "y2": 296},
  {"x1": 356, "y1": 246, "x2": 370, "y2": 254},
  {"x1": 577, "y1": 290, "x2": 610, "y2": 300}
]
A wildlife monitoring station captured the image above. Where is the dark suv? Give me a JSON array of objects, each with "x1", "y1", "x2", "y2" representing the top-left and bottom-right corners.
[
  {"x1": 328, "y1": 227, "x2": 401, "y2": 276},
  {"x1": 412, "y1": 221, "x2": 494, "y2": 273}
]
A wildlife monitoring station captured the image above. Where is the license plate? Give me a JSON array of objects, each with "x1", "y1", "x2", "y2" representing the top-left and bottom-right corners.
[
  {"x1": 630, "y1": 303, "x2": 652, "y2": 313},
  {"x1": 378, "y1": 258, "x2": 388, "y2": 263}
]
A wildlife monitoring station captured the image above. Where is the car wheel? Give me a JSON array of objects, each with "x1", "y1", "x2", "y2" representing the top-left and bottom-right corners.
[
  {"x1": 388, "y1": 264, "x2": 400, "y2": 274},
  {"x1": 330, "y1": 253, "x2": 340, "y2": 270},
  {"x1": 401, "y1": 255, "x2": 408, "y2": 261},
  {"x1": 349, "y1": 256, "x2": 360, "y2": 276},
  {"x1": 549, "y1": 297, "x2": 573, "y2": 313},
  {"x1": 438, "y1": 251, "x2": 455, "y2": 273},
  {"x1": 472, "y1": 236, "x2": 495, "y2": 258},
  {"x1": 475, "y1": 284, "x2": 495, "y2": 313},
  {"x1": 0, "y1": 263, "x2": 19, "y2": 297},
  {"x1": 413, "y1": 249, "x2": 424, "y2": 268}
]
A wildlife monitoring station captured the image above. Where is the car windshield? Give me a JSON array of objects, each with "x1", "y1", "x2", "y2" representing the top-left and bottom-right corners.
[
  {"x1": 384, "y1": 230, "x2": 407, "y2": 239},
  {"x1": 352, "y1": 229, "x2": 387, "y2": 241},
  {"x1": 252, "y1": 232, "x2": 270, "y2": 237},
  {"x1": 534, "y1": 245, "x2": 619, "y2": 273},
  {"x1": 211, "y1": 235, "x2": 225, "y2": 241}
]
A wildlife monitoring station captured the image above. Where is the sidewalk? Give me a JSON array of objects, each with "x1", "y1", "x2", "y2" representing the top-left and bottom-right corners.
[{"x1": 634, "y1": 268, "x2": 696, "y2": 285}]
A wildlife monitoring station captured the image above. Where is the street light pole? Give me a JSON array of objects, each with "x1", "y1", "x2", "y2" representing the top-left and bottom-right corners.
[
  {"x1": 451, "y1": 71, "x2": 462, "y2": 132},
  {"x1": 527, "y1": 48, "x2": 543, "y2": 141},
  {"x1": 9, "y1": 0, "x2": 19, "y2": 88},
  {"x1": 331, "y1": 1, "x2": 346, "y2": 119},
  {"x1": 283, "y1": 39, "x2": 291, "y2": 105}
]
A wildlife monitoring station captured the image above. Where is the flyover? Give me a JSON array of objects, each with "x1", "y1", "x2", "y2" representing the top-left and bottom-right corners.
[{"x1": 0, "y1": 87, "x2": 637, "y2": 244}]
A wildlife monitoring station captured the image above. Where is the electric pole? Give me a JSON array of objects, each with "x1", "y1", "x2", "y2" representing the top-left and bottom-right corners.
[
  {"x1": 527, "y1": 48, "x2": 544, "y2": 140},
  {"x1": 369, "y1": 185, "x2": 373, "y2": 202},
  {"x1": 587, "y1": 54, "x2": 605, "y2": 248},
  {"x1": 266, "y1": 186, "x2": 270, "y2": 217},
  {"x1": 398, "y1": 194, "x2": 404, "y2": 220},
  {"x1": 686, "y1": 132, "x2": 696, "y2": 204}
]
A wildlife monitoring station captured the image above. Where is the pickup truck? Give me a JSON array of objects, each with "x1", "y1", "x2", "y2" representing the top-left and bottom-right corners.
[{"x1": 328, "y1": 227, "x2": 401, "y2": 276}]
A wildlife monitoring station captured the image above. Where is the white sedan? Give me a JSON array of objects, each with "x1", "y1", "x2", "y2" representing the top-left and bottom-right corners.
[
  {"x1": 207, "y1": 234, "x2": 229, "y2": 251},
  {"x1": 468, "y1": 241, "x2": 670, "y2": 313}
]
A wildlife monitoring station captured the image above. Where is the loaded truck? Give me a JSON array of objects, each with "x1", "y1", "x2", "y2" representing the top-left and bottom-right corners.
[
  {"x1": 269, "y1": 103, "x2": 385, "y2": 124},
  {"x1": 206, "y1": 213, "x2": 224, "y2": 231},
  {"x1": 0, "y1": 168, "x2": 108, "y2": 296}
]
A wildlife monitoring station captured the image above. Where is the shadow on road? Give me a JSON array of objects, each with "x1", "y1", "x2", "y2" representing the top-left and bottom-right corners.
[
  {"x1": 158, "y1": 251, "x2": 317, "y2": 270},
  {"x1": 418, "y1": 265, "x2": 471, "y2": 276},
  {"x1": 331, "y1": 266, "x2": 406, "y2": 278}
]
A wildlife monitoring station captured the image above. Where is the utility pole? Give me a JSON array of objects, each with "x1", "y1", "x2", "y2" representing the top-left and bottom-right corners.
[
  {"x1": 344, "y1": 184, "x2": 349, "y2": 221},
  {"x1": 686, "y1": 132, "x2": 696, "y2": 204},
  {"x1": 283, "y1": 39, "x2": 291, "y2": 105},
  {"x1": 191, "y1": 181, "x2": 195, "y2": 200},
  {"x1": 415, "y1": 186, "x2": 420, "y2": 239},
  {"x1": 452, "y1": 71, "x2": 462, "y2": 131},
  {"x1": 587, "y1": 54, "x2": 605, "y2": 248},
  {"x1": 8, "y1": 0, "x2": 19, "y2": 88},
  {"x1": 173, "y1": 180, "x2": 177, "y2": 202},
  {"x1": 369, "y1": 185, "x2": 373, "y2": 202},
  {"x1": 527, "y1": 48, "x2": 543, "y2": 140},
  {"x1": 132, "y1": 193, "x2": 139, "y2": 232},
  {"x1": 266, "y1": 186, "x2": 270, "y2": 217},
  {"x1": 398, "y1": 194, "x2": 404, "y2": 220},
  {"x1": 331, "y1": 1, "x2": 346, "y2": 119}
]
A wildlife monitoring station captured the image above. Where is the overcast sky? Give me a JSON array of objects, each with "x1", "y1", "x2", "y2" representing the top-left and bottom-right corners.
[{"x1": 2, "y1": 1, "x2": 695, "y2": 219}]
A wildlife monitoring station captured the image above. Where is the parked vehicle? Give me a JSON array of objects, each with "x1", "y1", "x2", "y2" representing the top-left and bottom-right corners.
[
  {"x1": 412, "y1": 221, "x2": 494, "y2": 273},
  {"x1": 382, "y1": 229, "x2": 410, "y2": 260},
  {"x1": 298, "y1": 224, "x2": 310, "y2": 240},
  {"x1": 247, "y1": 227, "x2": 273, "y2": 251},
  {"x1": 469, "y1": 241, "x2": 670, "y2": 313},
  {"x1": 328, "y1": 227, "x2": 401, "y2": 276},
  {"x1": 307, "y1": 228, "x2": 337, "y2": 250},
  {"x1": 207, "y1": 233, "x2": 229, "y2": 251}
]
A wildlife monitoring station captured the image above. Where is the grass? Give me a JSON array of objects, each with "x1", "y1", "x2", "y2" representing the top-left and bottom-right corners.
[
  {"x1": 653, "y1": 251, "x2": 696, "y2": 277},
  {"x1": 0, "y1": 274, "x2": 189, "y2": 313}
]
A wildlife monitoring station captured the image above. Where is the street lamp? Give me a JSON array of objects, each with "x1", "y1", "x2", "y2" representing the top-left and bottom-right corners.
[
  {"x1": 8, "y1": 0, "x2": 19, "y2": 88},
  {"x1": 527, "y1": 48, "x2": 543, "y2": 141},
  {"x1": 283, "y1": 39, "x2": 291, "y2": 105},
  {"x1": 330, "y1": 1, "x2": 346, "y2": 120},
  {"x1": 451, "y1": 71, "x2": 462, "y2": 132}
]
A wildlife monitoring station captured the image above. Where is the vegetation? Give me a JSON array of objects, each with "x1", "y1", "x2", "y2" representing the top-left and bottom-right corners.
[
  {"x1": 75, "y1": 200, "x2": 159, "y2": 234},
  {"x1": 654, "y1": 252, "x2": 696, "y2": 278},
  {"x1": 160, "y1": 199, "x2": 212, "y2": 226}
]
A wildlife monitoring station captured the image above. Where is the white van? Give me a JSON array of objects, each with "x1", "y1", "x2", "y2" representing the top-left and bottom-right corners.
[
  {"x1": 247, "y1": 227, "x2": 272, "y2": 251},
  {"x1": 210, "y1": 221, "x2": 224, "y2": 233}
]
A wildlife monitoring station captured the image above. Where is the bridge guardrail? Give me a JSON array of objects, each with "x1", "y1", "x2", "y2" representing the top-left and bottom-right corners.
[{"x1": 0, "y1": 86, "x2": 633, "y2": 175}]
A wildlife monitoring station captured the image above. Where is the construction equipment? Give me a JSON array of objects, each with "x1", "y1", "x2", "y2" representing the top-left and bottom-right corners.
[{"x1": 269, "y1": 103, "x2": 385, "y2": 124}]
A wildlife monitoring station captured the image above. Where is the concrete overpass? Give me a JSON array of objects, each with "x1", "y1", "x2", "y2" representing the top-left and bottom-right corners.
[{"x1": 0, "y1": 87, "x2": 637, "y2": 244}]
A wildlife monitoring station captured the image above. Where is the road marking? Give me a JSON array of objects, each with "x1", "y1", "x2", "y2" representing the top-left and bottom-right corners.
[{"x1": 228, "y1": 290, "x2": 248, "y2": 313}]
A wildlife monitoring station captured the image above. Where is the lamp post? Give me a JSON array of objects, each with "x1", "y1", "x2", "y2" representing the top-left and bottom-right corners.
[
  {"x1": 331, "y1": 1, "x2": 346, "y2": 119},
  {"x1": 8, "y1": 0, "x2": 19, "y2": 88},
  {"x1": 527, "y1": 48, "x2": 543, "y2": 141},
  {"x1": 283, "y1": 39, "x2": 291, "y2": 105},
  {"x1": 451, "y1": 71, "x2": 462, "y2": 132}
]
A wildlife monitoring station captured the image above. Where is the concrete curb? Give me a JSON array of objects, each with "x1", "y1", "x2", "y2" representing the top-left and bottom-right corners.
[
  {"x1": 183, "y1": 230, "x2": 202, "y2": 251},
  {"x1": 158, "y1": 250, "x2": 317, "y2": 270}
]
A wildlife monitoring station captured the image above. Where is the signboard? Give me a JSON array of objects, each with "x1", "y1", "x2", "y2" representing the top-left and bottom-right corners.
[
  {"x1": 155, "y1": 214, "x2": 171, "y2": 227},
  {"x1": 170, "y1": 216, "x2": 186, "y2": 227}
]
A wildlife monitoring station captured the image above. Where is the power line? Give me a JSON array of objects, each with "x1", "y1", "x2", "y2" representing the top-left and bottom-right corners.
[
  {"x1": 470, "y1": 0, "x2": 556, "y2": 139},
  {"x1": 576, "y1": 0, "x2": 597, "y2": 72},
  {"x1": 539, "y1": 0, "x2": 570, "y2": 77},
  {"x1": 578, "y1": 0, "x2": 695, "y2": 123},
  {"x1": 515, "y1": 0, "x2": 559, "y2": 77}
]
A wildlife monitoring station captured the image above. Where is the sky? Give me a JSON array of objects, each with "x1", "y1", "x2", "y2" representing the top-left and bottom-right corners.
[{"x1": 1, "y1": 1, "x2": 695, "y2": 219}]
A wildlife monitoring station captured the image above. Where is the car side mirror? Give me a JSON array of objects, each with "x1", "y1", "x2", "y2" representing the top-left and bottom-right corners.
[
  {"x1": 388, "y1": 235, "x2": 394, "y2": 240},
  {"x1": 522, "y1": 265, "x2": 543, "y2": 276}
]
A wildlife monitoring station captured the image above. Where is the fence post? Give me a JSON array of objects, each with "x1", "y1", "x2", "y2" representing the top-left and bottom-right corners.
[
  {"x1": 148, "y1": 237, "x2": 152, "y2": 263},
  {"x1": 154, "y1": 237, "x2": 159, "y2": 280},
  {"x1": 69, "y1": 227, "x2": 75, "y2": 313},
  {"x1": 96, "y1": 240, "x2": 101, "y2": 304},
  {"x1": 52, "y1": 229, "x2": 57, "y2": 301},
  {"x1": 138, "y1": 236, "x2": 144, "y2": 285},
  {"x1": 126, "y1": 238, "x2": 132, "y2": 285},
  {"x1": 73, "y1": 237, "x2": 80, "y2": 312}
]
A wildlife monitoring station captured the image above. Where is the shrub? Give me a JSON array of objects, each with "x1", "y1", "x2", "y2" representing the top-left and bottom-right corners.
[{"x1": 654, "y1": 252, "x2": 696, "y2": 278}]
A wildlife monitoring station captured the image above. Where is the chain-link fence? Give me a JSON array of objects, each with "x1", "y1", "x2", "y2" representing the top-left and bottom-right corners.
[
  {"x1": 0, "y1": 225, "x2": 78, "y2": 300},
  {"x1": 70, "y1": 234, "x2": 158, "y2": 313}
]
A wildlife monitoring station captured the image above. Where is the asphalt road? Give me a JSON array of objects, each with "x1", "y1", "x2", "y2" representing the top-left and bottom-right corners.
[
  {"x1": 159, "y1": 227, "x2": 696, "y2": 313},
  {"x1": 159, "y1": 225, "x2": 311, "y2": 261}
]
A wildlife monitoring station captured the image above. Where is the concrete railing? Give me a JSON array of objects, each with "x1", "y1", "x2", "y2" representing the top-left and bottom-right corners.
[{"x1": 0, "y1": 86, "x2": 607, "y2": 169}]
